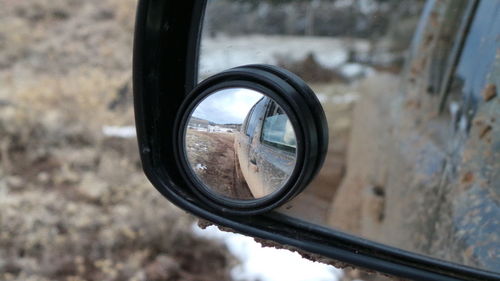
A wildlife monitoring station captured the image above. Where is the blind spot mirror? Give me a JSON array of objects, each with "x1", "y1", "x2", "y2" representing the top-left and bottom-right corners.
[
  {"x1": 175, "y1": 65, "x2": 328, "y2": 215},
  {"x1": 185, "y1": 88, "x2": 297, "y2": 200}
]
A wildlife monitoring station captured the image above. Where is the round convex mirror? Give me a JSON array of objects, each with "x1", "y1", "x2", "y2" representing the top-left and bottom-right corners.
[
  {"x1": 175, "y1": 65, "x2": 327, "y2": 214},
  {"x1": 184, "y1": 88, "x2": 297, "y2": 200}
]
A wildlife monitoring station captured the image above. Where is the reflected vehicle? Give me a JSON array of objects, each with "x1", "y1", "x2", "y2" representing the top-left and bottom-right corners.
[
  {"x1": 235, "y1": 96, "x2": 297, "y2": 198},
  {"x1": 183, "y1": 88, "x2": 299, "y2": 201}
]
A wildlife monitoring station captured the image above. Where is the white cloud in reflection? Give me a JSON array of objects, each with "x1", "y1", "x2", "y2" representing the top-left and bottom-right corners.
[{"x1": 192, "y1": 88, "x2": 263, "y2": 124}]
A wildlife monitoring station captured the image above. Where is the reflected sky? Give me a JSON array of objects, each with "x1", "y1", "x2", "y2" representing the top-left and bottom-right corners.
[{"x1": 192, "y1": 88, "x2": 263, "y2": 124}]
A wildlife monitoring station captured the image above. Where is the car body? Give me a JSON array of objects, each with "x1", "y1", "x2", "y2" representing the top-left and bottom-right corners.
[
  {"x1": 328, "y1": 0, "x2": 500, "y2": 272},
  {"x1": 235, "y1": 96, "x2": 297, "y2": 198}
]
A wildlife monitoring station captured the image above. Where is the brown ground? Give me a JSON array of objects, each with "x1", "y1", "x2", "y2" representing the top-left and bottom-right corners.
[
  {"x1": 0, "y1": 1, "x2": 238, "y2": 280},
  {"x1": 277, "y1": 82, "x2": 353, "y2": 224},
  {"x1": 326, "y1": 74, "x2": 399, "y2": 236},
  {"x1": 185, "y1": 130, "x2": 253, "y2": 200}
]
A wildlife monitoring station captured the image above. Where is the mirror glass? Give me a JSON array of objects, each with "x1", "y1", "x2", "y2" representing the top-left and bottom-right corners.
[
  {"x1": 185, "y1": 88, "x2": 297, "y2": 200},
  {"x1": 199, "y1": 0, "x2": 500, "y2": 274}
]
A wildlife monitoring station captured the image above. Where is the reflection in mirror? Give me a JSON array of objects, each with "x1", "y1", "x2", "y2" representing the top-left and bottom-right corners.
[
  {"x1": 185, "y1": 88, "x2": 297, "y2": 200},
  {"x1": 200, "y1": 0, "x2": 500, "y2": 274}
]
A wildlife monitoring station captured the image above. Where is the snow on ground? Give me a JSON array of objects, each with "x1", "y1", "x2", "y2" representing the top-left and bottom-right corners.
[
  {"x1": 194, "y1": 163, "x2": 207, "y2": 171},
  {"x1": 199, "y1": 34, "x2": 370, "y2": 80},
  {"x1": 102, "y1": 125, "x2": 136, "y2": 138},
  {"x1": 316, "y1": 92, "x2": 360, "y2": 105},
  {"x1": 193, "y1": 224, "x2": 342, "y2": 281},
  {"x1": 339, "y1": 63, "x2": 374, "y2": 79}
]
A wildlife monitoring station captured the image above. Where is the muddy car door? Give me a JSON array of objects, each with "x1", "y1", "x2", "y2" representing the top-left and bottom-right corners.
[
  {"x1": 236, "y1": 97, "x2": 268, "y2": 198},
  {"x1": 253, "y1": 99, "x2": 297, "y2": 197}
]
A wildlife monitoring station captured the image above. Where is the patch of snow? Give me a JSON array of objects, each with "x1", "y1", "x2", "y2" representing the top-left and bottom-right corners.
[
  {"x1": 358, "y1": 0, "x2": 378, "y2": 14},
  {"x1": 449, "y1": 101, "x2": 461, "y2": 131},
  {"x1": 334, "y1": 0, "x2": 354, "y2": 9},
  {"x1": 369, "y1": 52, "x2": 399, "y2": 66},
  {"x1": 208, "y1": 125, "x2": 234, "y2": 133},
  {"x1": 194, "y1": 163, "x2": 207, "y2": 171},
  {"x1": 102, "y1": 126, "x2": 136, "y2": 138},
  {"x1": 316, "y1": 93, "x2": 360, "y2": 105},
  {"x1": 339, "y1": 63, "x2": 374, "y2": 79},
  {"x1": 193, "y1": 224, "x2": 342, "y2": 281},
  {"x1": 199, "y1": 35, "x2": 370, "y2": 79}
]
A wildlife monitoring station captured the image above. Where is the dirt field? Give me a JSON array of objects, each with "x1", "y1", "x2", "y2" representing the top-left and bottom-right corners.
[
  {"x1": 0, "y1": 1, "x2": 237, "y2": 280},
  {"x1": 186, "y1": 130, "x2": 253, "y2": 200},
  {"x1": 276, "y1": 81, "x2": 354, "y2": 224}
]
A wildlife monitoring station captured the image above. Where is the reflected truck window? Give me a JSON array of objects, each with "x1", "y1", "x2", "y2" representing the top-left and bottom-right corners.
[{"x1": 235, "y1": 96, "x2": 297, "y2": 198}]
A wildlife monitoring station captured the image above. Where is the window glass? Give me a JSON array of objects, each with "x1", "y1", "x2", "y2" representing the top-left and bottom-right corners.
[
  {"x1": 427, "y1": 0, "x2": 470, "y2": 95},
  {"x1": 261, "y1": 101, "x2": 296, "y2": 152},
  {"x1": 241, "y1": 106, "x2": 253, "y2": 134},
  {"x1": 245, "y1": 97, "x2": 266, "y2": 137}
]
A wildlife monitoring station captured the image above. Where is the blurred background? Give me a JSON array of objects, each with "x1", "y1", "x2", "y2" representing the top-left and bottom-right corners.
[
  {"x1": 0, "y1": 0, "x2": 423, "y2": 280},
  {"x1": 199, "y1": 0, "x2": 424, "y2": 231}
]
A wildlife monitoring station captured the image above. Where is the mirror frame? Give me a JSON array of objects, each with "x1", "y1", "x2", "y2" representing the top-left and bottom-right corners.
[
  {"x1": 174, "y1": 65, "x2": 325, "y2": 214},
  {"x1": 177, "y1": 80, "x2": 304, "y2": 213},
  {"x1": 132, "y1": 1, "x2": 500, "y2": 280}
]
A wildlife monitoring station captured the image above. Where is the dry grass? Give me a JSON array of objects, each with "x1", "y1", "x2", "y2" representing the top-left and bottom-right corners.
[{"x1": 0, "y1": 0, "x2": 236, "y2": 280}]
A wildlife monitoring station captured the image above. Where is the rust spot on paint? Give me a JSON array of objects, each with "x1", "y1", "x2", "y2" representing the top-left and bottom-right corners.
[
  {"x1": 474, "y1": 118, "x2": 486, "y2": 127},
  {"x1": 482, "y1": 84, "x2": 497, "y2": 102},
  {"x1": 423, "y1": 34, "x2": 434, "y2": 47},
  {"x1": 464, "y1": 246, "x2": 475, "y2": 259},
  {"x1": 461, "y1": 172, "x2": 474, "y2": 184},
  {"x1": 405, "y1": 99, "x2": 421, "y2": 109},
  {"x1": 474, "y1": 116, "x2": 494, "y2": 140},
  {"x1": 479, "y1": 125, "x2": 493, "y2": 139}
]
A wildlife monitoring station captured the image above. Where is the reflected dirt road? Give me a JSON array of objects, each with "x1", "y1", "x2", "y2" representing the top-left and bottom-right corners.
[{"x1": 186, "y1": 129, "x2": 253, "y2": 199}]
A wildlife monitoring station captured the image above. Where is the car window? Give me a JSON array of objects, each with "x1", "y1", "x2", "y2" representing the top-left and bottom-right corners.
[
  {"x1": 245, "y1": 97, "x2": 266, "y2": 137},
  {"x1": 261, "y1": 101, "x2": 296, "y2": 153},
  {"x1": 442, "y1": 0, "x2": 500, "y2": 135},
  {"x1": 241, "y1": 104, "x2": 254, "y2": 134},
  {"x1": 427, "y1": 0, "x2": 473, "y2": 96}
]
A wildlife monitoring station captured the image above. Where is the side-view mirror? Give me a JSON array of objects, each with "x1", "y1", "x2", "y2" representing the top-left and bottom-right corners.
[
  {"x1": 133, "y1": 1, "x2": 500, "y2": 280},
  {"x1": 176, "y1": 65, "x2": 328, "y2": 214}
]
